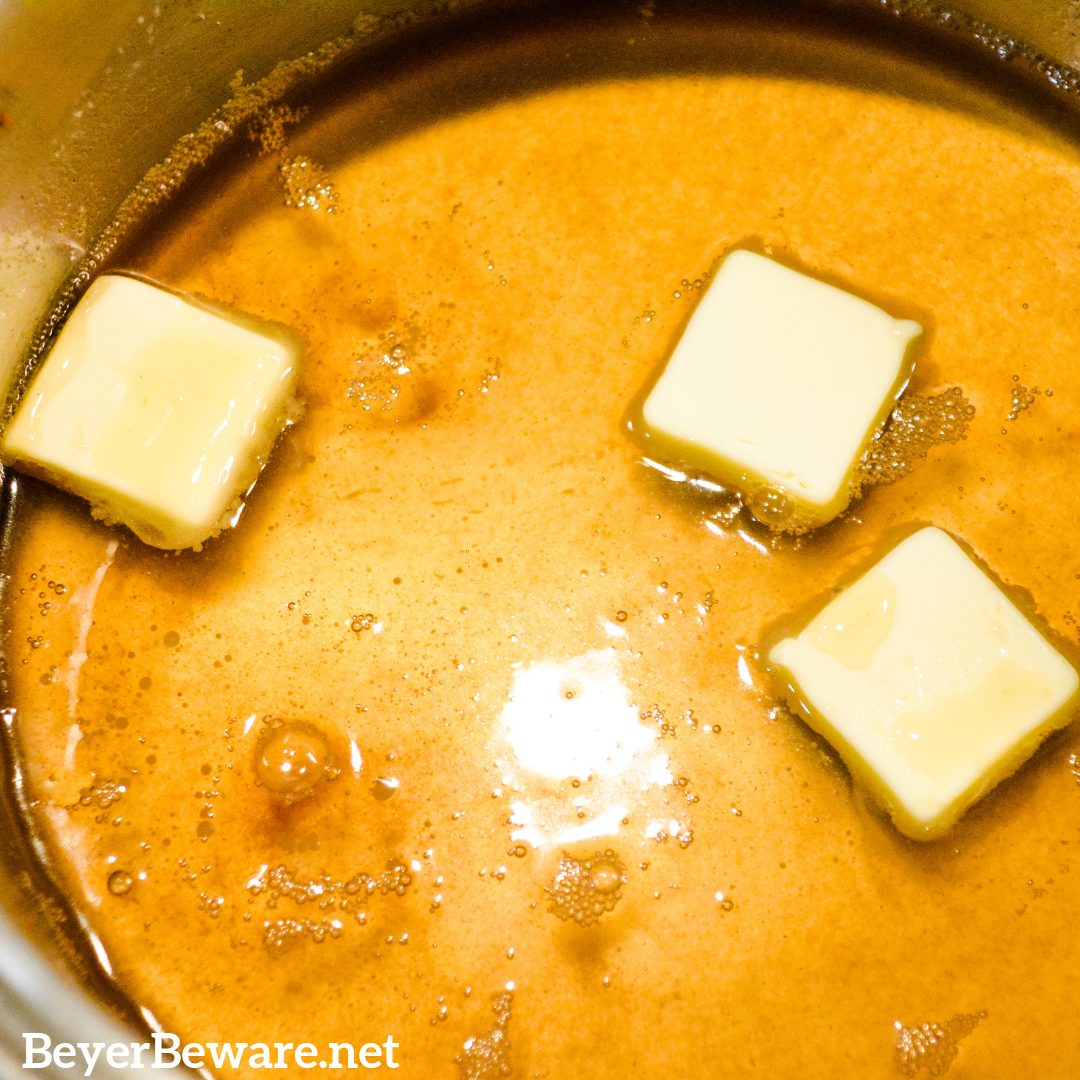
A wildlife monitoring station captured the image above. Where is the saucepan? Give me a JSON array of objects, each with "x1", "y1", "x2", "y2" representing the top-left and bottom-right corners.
[{"x1": 0, "y1": 1, "x2": 1078, "y2": 1077}]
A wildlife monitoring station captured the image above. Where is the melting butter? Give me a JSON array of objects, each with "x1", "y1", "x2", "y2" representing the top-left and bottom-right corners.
[
  {"x1": 1, "y1": 274, "x2": 301, "y2": 550},
  {"x1": 768, "y1": 527, "x2": 1080, "y2": 839},
  {"x1": 634, "y1": 249, "x2": 921, "y2": 529}
]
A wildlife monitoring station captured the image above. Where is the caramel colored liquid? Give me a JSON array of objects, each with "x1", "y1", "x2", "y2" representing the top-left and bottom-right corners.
[{"x1": 6, "y1": 10, "x2": 1080, "y2": 1078}]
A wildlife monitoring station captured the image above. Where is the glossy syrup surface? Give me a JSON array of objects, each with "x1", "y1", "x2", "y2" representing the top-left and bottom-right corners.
[{"x1": 6, "y1": 9, "x2": 1080, "y2": 1078}]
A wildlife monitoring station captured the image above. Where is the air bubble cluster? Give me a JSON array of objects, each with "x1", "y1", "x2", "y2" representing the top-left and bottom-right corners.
[
  {"x1": 673, "y1": 386, "x2": 974, "y2": 541},
  {"x1": 72, "y1": 779, "x2": 127, "y2": 812},
  {"x1": 350, "y1": 613, "x2": 381, "y2": 635},
  {"x1": 640, "y1": 703, "x2": 673, "y2": 736},
  {"x1": 248, "y1": 861, "x2": 413, "y2": 906},
  {"x1": 279, "y1": 154, "x2": 340, "y2": 213},
  {"x1": 249, "y1": 861, "x2": 413, "y2": 952},
  {"x1": 893, "y1": 1012, "x2": 986, "y2": 1076},
  {"x1": 478, "y1": 360, "x2": 502, "y2": 395},
  {"x1": 858, "y1": 387, "x2": 974, "y2": 488},
  {"x1": 456, "y1": 991, "x2": 513, "y2": 1080},
  {"x1": 346, "y1": 335, "x2": 438, "y2": 424},
  {"x1": 1004, "y1": 374, "x2": 1052, "y2": 428},
  {"x1": 248, "y1": 104, "x2": 309, "y2": 155},
  {"x1": 546, "y1": 849, "x2": 626, "y2": 926},
  {"x1": 263, "y1": 916, "x2": 343, "y2": 952}
]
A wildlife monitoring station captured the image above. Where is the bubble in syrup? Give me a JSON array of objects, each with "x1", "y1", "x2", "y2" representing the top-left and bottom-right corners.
[
  {"x1": 748, "y1": 487, "x2": 794, "y2": 527},
  {"x1": 107, "y1": 870, "x2": 133, "y2": 896},
  {"x1": 588, "y1": 857, "x2": 623, "y2": 894},
  {"x1": 371, "y1": 776, "x2": 399, "y2": 801},
  {"x1": 254, "y1": 720, "x2": 337, "y2": 802},
  {"x1": 546, "y1": 849, "x2": 626, "y2": 926},
  {"x1": 893, "y1": 1012, "x2": 986, "y2": 1076}
]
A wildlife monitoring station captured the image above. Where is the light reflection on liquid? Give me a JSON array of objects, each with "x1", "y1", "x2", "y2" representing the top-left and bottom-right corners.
[
  {"x1": 65, "y1": 539, "x2": 119, "y2": 717},
  {"x1": 493, "y1": 648, "x2": 684, "y2": 849}
]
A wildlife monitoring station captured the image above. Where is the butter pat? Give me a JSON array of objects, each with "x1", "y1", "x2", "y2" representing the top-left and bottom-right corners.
[
  {"x1": 638, "y1": 249, "x2": 921, "y2": 528},
  {"x1": 1, "y1": 274, "x2": 300, "y2": 550},
  {"x1": 767, "y1": 526, "x2": 1079, "y2": 839}
]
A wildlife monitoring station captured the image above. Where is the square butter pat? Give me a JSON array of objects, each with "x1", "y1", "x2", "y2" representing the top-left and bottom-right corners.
[
  {"x1": 1, "y1": 274, "x2": 300, "y2": 550},
  {"x1": 640, "y1": 249, "x2": 921, "y2": 526},
  {"x1": 768, "y1": 526, "x2": 1079, "y2": 839}
]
